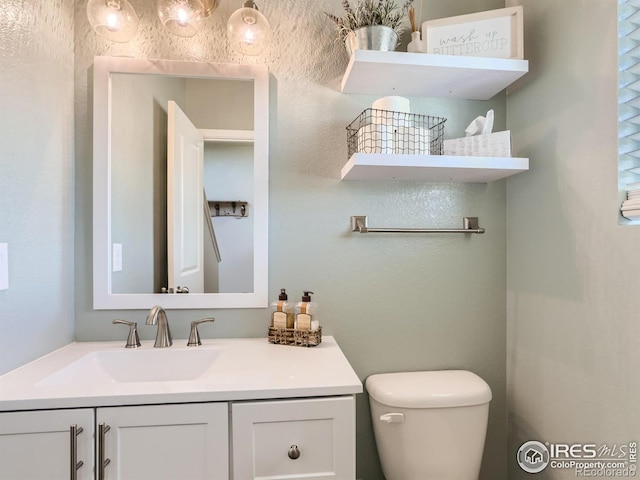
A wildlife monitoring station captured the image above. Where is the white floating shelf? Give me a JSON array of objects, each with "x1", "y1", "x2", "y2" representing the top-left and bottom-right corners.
[
  {"x1": 341, "y1": 50, "x2": 529, "y2": 100},
  {"x1": 341, "y1": 153, "x2": 529, "y2": 183}
]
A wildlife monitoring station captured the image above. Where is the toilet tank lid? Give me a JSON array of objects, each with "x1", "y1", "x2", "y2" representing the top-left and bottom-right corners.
[{"x1": 366, "y1": 370, "x2": 492, "y2": 408}]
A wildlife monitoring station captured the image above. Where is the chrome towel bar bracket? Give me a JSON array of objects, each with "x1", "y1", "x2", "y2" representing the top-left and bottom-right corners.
[{"x1": 350, "y1": 216, "x2": 485, "y2": 234}]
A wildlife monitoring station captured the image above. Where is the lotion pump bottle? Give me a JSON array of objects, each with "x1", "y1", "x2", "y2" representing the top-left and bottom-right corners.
[
  {"x1": 271, "y1": 288, "x2": 294, "y2": 329},
  {"x1": 295, "y1": 291, "x2": 318, "y2": 331}
]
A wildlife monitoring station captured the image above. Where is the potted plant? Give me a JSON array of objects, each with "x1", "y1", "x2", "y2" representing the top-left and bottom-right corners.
[{"x1": 326, "y1": 0, "x2": 414, "y2": 56}]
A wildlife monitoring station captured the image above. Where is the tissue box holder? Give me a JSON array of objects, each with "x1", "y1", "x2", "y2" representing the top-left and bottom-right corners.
[{"x1": 443, "y1": 130, "x2": 512, "y2": 157}]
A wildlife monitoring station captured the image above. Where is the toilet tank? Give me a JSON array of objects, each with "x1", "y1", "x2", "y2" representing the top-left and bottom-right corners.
[{"x1": 366, "y1": 370, "x2": 492, "y2": 480}]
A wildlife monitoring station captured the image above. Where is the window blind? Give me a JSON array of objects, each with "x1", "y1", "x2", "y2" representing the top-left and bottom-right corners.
[{"x1": 619, "y1": 0, "x2": 640, "y2": 221}]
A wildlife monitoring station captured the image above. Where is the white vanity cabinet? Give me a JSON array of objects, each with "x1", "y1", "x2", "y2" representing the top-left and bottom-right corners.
[
  {"x1": 231, "y1": 396, "x2": 356, "y2": 480},
  {"x1": 0, "y1": 338, "x2": 363, "y2": 480},
  {"x1": 0, "y1": 398, "x2": 355, "y2": 480},
  {"x1": 0, "y1": 408, "x2": 94, "y2": 480},
  {"x1": 98, "y1": 403, "x2": 228, "y2": 480},
  {"x1": 0, "y1": 403, "x2": 229, "y2": 480}
]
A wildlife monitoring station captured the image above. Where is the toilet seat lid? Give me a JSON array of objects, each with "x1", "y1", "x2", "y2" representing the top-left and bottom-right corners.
[{"x1": 366, "y1": 370, "x2": 492, "y2": 408}]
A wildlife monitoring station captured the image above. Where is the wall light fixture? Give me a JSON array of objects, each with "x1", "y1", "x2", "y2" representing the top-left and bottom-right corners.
[
  {"x1": 156, "y1": 0, "x2": 219, "y2": 38},
  {"x1": 226, "y1": 1, "x2": 271, "y2": 55},
  {"x1": 86, "y1": 0, "x2": 140, "y2": 43},
  {"x1": 87, "y1": 0, "x2": 271, "y2": 53}
]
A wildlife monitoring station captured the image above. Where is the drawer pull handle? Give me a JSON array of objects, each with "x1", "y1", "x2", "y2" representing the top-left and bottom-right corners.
[
  {"x1": 70, "y1": 425, "x2": 84, "y2": 480},
  {"x1": 288, "y1": 445, "x2": 301, "y2": 460},
  {"x1": 98, "y1": 423, "x2": 111, "y2": 480}
]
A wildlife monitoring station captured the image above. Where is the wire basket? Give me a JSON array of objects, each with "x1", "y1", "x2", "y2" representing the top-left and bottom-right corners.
[
  {"x1": 347, "y1": 109, "x2": 446, "y2": 157},
  {"x1": 268, "y1": 326, "x2": 322, "y2": 347}
]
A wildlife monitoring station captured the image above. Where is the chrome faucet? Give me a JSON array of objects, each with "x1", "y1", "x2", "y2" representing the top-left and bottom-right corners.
[
  {"x1": 187, "y1": 318, "x2": 215, "y2": 347},
  {"x1": 146, "y1": 305, "x2": 172, "y2": 348}
]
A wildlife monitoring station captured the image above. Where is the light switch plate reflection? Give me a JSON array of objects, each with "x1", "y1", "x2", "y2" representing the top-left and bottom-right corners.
[{"x1": 0, "y1": 243, "x2": 8, "y2": 290}]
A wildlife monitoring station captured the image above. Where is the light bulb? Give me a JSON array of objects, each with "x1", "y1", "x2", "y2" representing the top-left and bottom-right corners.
[
  {"x1": 106, "y1": 12, "x2": 120, "y2": 31},
  {"x1": 227, "y1": 2, "x2": 271, "y2": 56},
  {"x1": 157, "y1": 0, "x2": 206, "y2": 37},
  {"x1": 87, "y1": 0, "x2": 139, "y2": 42}
]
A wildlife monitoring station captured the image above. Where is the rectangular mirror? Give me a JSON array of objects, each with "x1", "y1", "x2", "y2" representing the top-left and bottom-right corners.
[{"x1": 93, "y1": 57, "x2": 269, "y2": 309}]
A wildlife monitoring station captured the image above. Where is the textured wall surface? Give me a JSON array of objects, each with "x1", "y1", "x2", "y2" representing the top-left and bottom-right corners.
[
  {"x1": 74, "y1": 1, "x2": 509, "y2": 477},
  {"x1": 0, "y1": 0, "x2": 75, "y2": 374},
  {"x1": 506, "y1": 1, "x2": 640, "y2": 478},
  {"x1": 72, "y1": 0, "x2": 508, "y2": 478}
]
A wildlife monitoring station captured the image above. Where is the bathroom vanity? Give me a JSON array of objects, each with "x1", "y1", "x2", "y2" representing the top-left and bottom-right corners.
[{"x1": 0, "y1": 337, "x2": 361, "y2": 480}]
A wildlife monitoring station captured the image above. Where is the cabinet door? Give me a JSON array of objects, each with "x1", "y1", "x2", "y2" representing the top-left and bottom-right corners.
[
  {"x1": 0, "y1": 408, "x2": 94, "y2": 480},
  {"x1": 97, "y1": 402, "x2": 228, "y2": 480},
  {"x1": 232, "y1": 396, "x2": 355, "y2": 480}
]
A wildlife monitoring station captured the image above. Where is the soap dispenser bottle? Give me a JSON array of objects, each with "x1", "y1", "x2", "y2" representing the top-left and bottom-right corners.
[
  {"x1": 295, "y1": 291, "x2": 318, "y2": 331},
  {"x1": 271, "y1": 288, "x2": 294, "y2": 329}
]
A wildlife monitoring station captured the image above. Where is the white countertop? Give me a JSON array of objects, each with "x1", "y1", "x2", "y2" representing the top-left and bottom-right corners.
[{"x1": 0, "y1": 336, "x2": 362, "y2": 411}]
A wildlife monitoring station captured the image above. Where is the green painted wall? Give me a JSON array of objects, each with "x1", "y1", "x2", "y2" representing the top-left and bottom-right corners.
[
  {"x1": 74, "y1": 2, "x2": 508, "y2": 478},
  {"x1": 1, "y1": 0, "x2": 511, "y2": 478},
  {"x1": 506, "y1": 1, "x2": 640, "y2": 477},
  {"x1": 0, "y1": 0, "x2": 75, "y2": 374}
]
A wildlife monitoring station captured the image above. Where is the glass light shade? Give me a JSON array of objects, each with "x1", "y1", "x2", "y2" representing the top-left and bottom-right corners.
[
  {"x1": 157, "y1": 0, "x2": 206, "y2": 38},
  {"x1": 227, "y1": 4, "x2": 271, "y2": 56},
  {"x1": 87, "y1": 0, "x2": 139, "y2": 43}
]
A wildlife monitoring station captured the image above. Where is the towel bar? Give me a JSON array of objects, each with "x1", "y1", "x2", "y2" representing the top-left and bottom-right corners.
[{"x1": 350, "y1": 216, "x2": 485, "y2": 234}]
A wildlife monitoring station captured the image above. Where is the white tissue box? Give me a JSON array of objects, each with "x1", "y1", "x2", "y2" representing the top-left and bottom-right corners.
[{"x1": 444, "y1": 130, "x2": 512, "y2": 157}]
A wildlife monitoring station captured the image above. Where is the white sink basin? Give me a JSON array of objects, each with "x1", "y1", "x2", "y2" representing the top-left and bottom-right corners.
[
  {"x1": 0, "y1": 338, "x2": 363, "y2": 411},
  {"x1": 38, "y1": 348, "x2": 219, "y2": 385}
]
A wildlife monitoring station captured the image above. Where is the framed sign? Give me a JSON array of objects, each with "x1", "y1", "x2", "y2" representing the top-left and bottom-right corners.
[{"x1": 423, "y1": 6, "x2": 523, "y2": 59}]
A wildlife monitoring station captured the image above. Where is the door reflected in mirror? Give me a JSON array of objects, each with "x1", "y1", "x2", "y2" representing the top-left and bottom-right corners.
[
  {"x1": 110, "y1": 74, "x2": 254, "y2": 295},
  {"x1": 93, "y1": 57, "x2": 268, "y2": 309}
]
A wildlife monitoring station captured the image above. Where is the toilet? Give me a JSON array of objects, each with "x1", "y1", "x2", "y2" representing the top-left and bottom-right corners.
[{"x1": 366, "y1": 370, "x2": 492, "y2": 480}]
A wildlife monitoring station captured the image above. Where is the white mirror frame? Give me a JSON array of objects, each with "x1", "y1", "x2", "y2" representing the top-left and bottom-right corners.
[{"x1": 93, "y1": 56, "x2": 269, "y2": 309}]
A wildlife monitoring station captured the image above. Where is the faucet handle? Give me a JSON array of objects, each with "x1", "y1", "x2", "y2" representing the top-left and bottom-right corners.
[
  {"x1": 187, "y1": 318, "x2": 215, "y2": 347},
  {"x1": 112, "y1": 320, "x2": 141, "y2": 348}
]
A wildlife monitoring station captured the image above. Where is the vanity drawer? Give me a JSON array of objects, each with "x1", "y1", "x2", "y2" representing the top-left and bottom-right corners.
[{"x1": 231, "y1": 396, "x2": 355, "y2": 480}]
